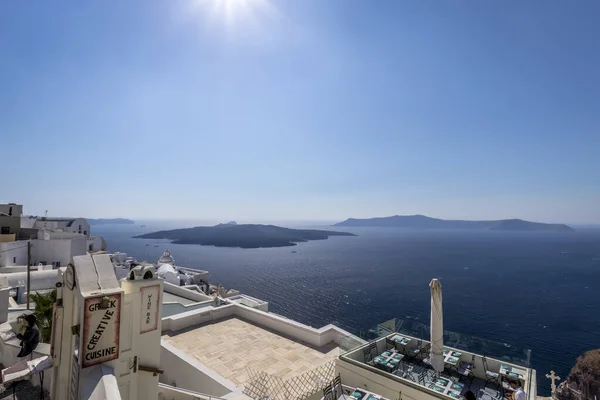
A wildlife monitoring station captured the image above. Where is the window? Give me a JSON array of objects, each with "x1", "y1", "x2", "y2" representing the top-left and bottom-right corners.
[
  {"x1": 89, "y1": 244, "x2": 93, "y2": 251},
  {"x1": 84, "y1": 230, "x2": 87, "y2": 235},
  {"x1": 8, "y1": 207, "x2": 12, "y2": 216},
  {"x1": 13, "y1": 257, "x2": 16, "y2": 263},
  {"x1": 55, "y1": 261, "x2": 60, "y2": 268},
  {"x1": 1, "y1": 227, "x2": 9, "y2": 234},
  {"x1": 79, "y1": 224, "x2": 82, "y2": 230}
]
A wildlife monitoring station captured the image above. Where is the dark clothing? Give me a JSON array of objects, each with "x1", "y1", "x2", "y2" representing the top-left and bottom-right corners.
[{"x1": 16, "y1": 324, "x2": 40, "y2": 358}]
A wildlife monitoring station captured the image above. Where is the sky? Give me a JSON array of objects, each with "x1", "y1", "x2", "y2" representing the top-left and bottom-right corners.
[{"x1": 1, "y1": 0, "x2": 599, "y2": 223}]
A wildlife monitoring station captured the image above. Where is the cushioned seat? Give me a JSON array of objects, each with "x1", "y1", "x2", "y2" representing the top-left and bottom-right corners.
[{"x1": 460, "y1": 361, "x2": 472, "y2": 370}]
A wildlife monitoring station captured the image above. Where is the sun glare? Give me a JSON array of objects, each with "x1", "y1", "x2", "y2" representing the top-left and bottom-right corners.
[{"x1": 187, "y1": 0, "x2": 275, "y2": 31}]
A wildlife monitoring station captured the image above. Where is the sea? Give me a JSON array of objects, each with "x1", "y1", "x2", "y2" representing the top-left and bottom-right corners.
[{"x1": 93, "y1": 221, "x2": 600, "y2": 396}]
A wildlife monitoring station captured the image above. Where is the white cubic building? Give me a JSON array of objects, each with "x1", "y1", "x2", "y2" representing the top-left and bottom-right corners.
[
  {"x1": 0, "y1": 203, "x2": 106, "y2": 269},
  {"x1": 34, "y1": 217, "x2": 90, "y2": 236}
]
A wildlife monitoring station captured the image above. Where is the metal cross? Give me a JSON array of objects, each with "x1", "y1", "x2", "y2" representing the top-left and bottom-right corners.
[{"x1": 546, "y1": 370, "x2": 561, "y2": 399}]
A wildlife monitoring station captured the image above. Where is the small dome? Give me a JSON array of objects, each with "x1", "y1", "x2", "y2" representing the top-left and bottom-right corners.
[
  {"x1": 157, "y1": 249, "x2": 175, "y2": 266},
  {"x1": 157, "y1": 263, "x2": 177, "y2": 276}
]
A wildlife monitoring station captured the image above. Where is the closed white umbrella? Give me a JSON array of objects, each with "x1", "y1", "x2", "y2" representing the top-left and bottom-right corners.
[{"x1": 430, "y1": 278, "x2": 444, "y2": 374}]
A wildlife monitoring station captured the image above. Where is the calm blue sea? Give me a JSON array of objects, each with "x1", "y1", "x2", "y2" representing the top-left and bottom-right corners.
[{"x1": 93, "y1": 222, "x2": 600, "y2": 396}]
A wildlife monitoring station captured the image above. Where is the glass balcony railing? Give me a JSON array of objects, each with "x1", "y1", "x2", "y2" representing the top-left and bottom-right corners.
[{"x1": 355, "y1": 318, "x2": 532, "y2": 368}]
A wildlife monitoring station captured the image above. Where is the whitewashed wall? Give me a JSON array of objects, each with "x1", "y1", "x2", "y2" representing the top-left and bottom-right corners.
[
  {"x1": 160, "y1": 340, "x2": 236, "y2": 397},
  {"x1": 163, "y1": 281, "x2": 213, "y2": 302},
  {"x1": 0, "y1": 241, "x2": 29, "y2": 267},
  {"x1": 32, "y1": 237, "x2": 86, "y2": 267}
]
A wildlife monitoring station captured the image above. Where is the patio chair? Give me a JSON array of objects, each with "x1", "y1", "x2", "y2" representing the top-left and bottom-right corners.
[
  {"x1": 482, "y1": 356, "x2": 501, "y2": 389},
  {"x1": 483, "y1": 386, "x2": 503, "y2": 399},
  {"x1": 421, "y1": 356, "x2": 432, "y2": 367},
  {"x1": 417, "y1": 369, "x2": 427, "y2": 385},
  {"x1": 395, "y1": 340, "x2": 408, "y2": 355},
  {"x1": 363, "y1": 342, "x2": 378, "y2": 364},
  {"x1": 417, "y1": 343, "x2": 432, "y2": 364},
  {"x1": 460, "y1": 355, "x2": 475, "y2": 370},
  {"x1": 394, "y1": 360, "x2": 409, "y2": 379},
  {"x1": 407, "y1": 340, "x2": 423, "y2": 361},
  {"x1": 331, "y1": 375, "x2": 343, "y2": 399},
  {"x1": 386, "y1": 337, "x2": 396, "y2": 351},
  {"x1": 457, "y1": 355, "x2": 476, "y2": 387},
  {"x1": 322, "y1": 383, "x2": 333, "y2": 400},
  {"x1": 332, "y1": 375, "x2": 356, "y2": 400},
  {"x1": 477, "y1": 389, "x2": 496, "y2": 400},
  {"x1": 418, "y1": 367, "x2": 436, "y2": 386},
  {"x1": 441, "y1": 371, "x2": 461, "y2": 383}
]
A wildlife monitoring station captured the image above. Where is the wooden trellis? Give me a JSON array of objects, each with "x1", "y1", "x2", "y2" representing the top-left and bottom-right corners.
[{"x1": 244, "y1": 360, "x2": 336, "y2": 400}]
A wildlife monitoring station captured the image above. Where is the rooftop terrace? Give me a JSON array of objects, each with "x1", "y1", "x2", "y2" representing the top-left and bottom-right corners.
[
  {"x1": 337, "y1": 326, "x2": 536, "y2": 400},
  {"x1": 162, "y1": 317, "x2": 340, "y2": 386}
]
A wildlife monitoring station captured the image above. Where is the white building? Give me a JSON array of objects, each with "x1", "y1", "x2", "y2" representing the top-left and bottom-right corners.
[
  {"x1": 0, "y1": 203, "x2": 28, "y2": 268},
  {"x1": 0, "y1": 203, "x2": 105, "y2": 270},
  {"x1": 0, "y1": 203, "x2": 22, "y2": 218},
  {"x1": 0, "y1": 203, "x2": 22, "y2": 238},
  {"x1": 31, "y1": 231, "x2": 87, "y2": 268},
  {"x1": 155, "y1": 249, "x2": 210, "y2": 288},
  {"x1": 0, "y1": 241, "x2": 29, "y2": 267},
  {"x1": 34, "y1": 217, "x2": 90, "y2": 236}
]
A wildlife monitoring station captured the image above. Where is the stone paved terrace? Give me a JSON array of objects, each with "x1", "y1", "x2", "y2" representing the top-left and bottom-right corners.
[{"x1": 162, "y1": 317, "x2": 340, "y2": 386}]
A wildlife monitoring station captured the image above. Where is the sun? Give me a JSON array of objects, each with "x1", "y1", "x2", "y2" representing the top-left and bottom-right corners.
[
  {"x1": 212, "y1": 0, "x2": 253, "y2": 25},
  {"x1": 187, "y1": 0, "x2": 273, "y2": 30}
]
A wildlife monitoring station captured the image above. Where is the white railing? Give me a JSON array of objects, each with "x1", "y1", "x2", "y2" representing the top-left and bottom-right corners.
[{"x1": 158, "y1": 383, "x2": 227, "y2": 400}]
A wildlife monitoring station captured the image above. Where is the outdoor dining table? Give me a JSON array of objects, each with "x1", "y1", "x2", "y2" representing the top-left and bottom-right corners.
[
  {"x1": 429, "y1": 377, "x2": 465, "y2": 399},
  {"x1": 390, "y1": 334, "x2": 411, "y2": 346},
  {"x1": 389, "y1": 334, "x2": 412, "y2": 354},
  {"x1": 373, "y1": 351, "x2": 404, "y2": 373},
  {"x1": 442, "y1": 349, "x2": 462, "y2": 367},
  {"x1": 349, "y1": 387, "x2": 387, "y2": 400},
  {"x1": 499, "y1": 365, "x2": 527, "y2": 380}
]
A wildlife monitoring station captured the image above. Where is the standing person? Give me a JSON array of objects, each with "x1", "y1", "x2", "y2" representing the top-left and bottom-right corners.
[
  {"x1": 16, "y1": 314, "x2": 40, "y2": 360},
  {"x1": 507, "y1": 379, "x2": 527, "y2": 400}
]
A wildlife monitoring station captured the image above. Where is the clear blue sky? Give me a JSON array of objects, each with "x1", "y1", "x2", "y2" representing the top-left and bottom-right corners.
[{"x1": 1, "y1": 0, "x2": 599, "y2": 223}]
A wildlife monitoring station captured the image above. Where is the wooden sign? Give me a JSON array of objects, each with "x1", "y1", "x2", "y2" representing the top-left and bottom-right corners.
[
  {"x1": 82, "y1": 293, "x2": 121, "y2": 368},
  {"x1": 140, "y1": 285, "x2": 160, "y2": 334}
]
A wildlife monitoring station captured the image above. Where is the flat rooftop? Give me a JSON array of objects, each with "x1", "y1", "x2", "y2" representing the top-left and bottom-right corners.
[
  {"x1": 162, "y1": 292, "x2": 198, "y2": 306},
  {"x1": 162, "y1": 317, "x2": 339, "y2": 386}
]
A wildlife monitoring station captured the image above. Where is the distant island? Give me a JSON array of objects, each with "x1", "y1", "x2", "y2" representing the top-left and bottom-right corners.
[
  {"x1": 87, "y1": 218, "x2": 135, "y2": 225},
  {"x1": 133, "y1": 224, "x2": 356, "y2": 249},
  {"x1": 334, "y1": 215, "x2": 575, "y2": 232}
]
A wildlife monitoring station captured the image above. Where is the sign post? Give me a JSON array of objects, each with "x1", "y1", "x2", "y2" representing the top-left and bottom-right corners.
[{"x1": 82, "y1": 293, "x2": 121, "y2": 368}]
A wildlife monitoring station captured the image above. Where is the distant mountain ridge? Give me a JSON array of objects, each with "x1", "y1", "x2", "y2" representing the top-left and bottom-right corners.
[
  {"x1": 334, "y1": 215, "x2": 574, "y2": 232},
  {"x1": 87, "y1": 218, "x2": 135, "y2": 225}
]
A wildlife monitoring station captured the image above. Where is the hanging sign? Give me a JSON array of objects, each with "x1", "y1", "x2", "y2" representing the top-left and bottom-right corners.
[
  {"x1": 82, "y1": 293, "x2": 121, "y2": 368},
  {"x1": 140, "y1": 285, "x2": 160, "y2": 334}
]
